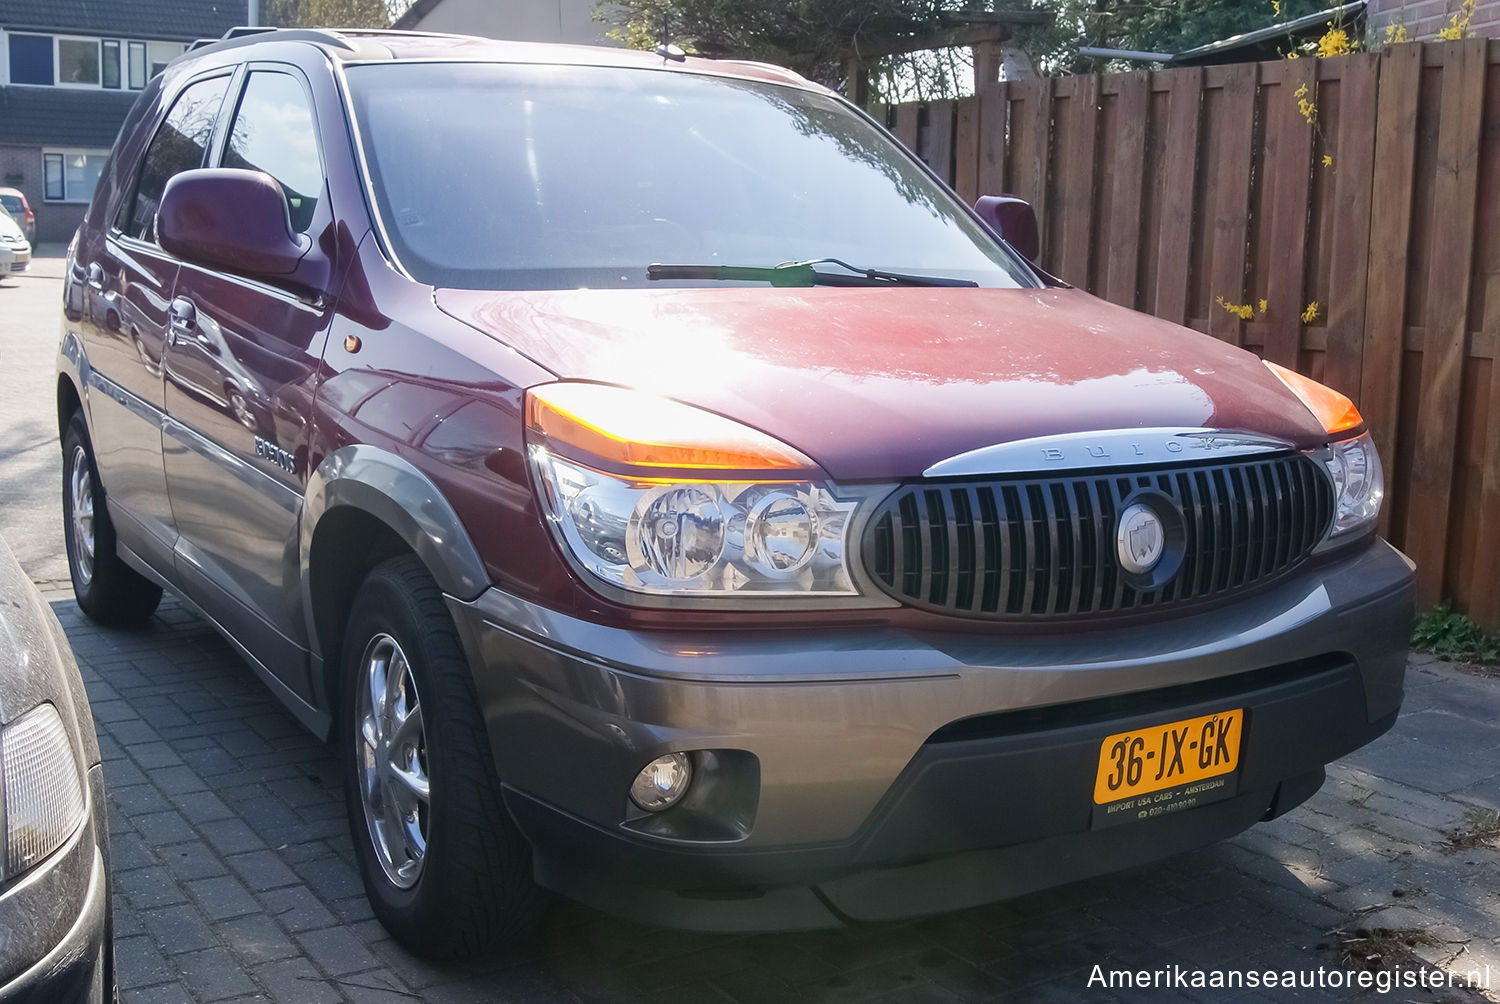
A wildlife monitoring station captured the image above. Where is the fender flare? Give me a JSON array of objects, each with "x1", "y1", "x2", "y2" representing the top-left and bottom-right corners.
[{"x1": 299, "y1": 444, "x2": 489, "y2": 660}]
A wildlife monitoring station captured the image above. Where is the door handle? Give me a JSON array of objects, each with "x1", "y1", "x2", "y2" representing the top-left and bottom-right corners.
[
  {"x1": 86, "y1": 262, "x2": 105, "y2": 290},
  {"x1": 167, "y1": 297, "x2": 196, "y2": 345}
]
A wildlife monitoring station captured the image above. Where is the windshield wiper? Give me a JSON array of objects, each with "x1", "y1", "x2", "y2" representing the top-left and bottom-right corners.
[{"x1": 646, "y1": 258, "x2": 978, "y2": 288}]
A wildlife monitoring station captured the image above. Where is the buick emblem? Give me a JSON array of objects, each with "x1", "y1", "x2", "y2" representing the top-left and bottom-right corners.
[{"x1": 1117, "y1": 503, "x2": 1164, "y2": 574}]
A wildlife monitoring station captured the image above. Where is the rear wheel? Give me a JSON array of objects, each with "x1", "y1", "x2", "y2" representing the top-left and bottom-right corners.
[
  {"x1": 62, "y1": 412, "x2": 162, "y2": 625},
  {"x1": 342, "y1": 555, "x2": 546, "y2": 957}
]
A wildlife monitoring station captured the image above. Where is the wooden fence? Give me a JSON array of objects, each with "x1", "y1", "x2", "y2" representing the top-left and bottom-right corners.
[{"x1": 889, "y1": 40, "x2": 1500, "y2": 627}]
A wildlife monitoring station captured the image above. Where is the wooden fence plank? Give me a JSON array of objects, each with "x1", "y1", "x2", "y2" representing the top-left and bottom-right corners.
[
  {"x1": 1405, "y1": 40, "x2": 1488, "y2": 606},
  {"x1": 1154, "y1": 66, "x2": 1202, "y2": 325},
  {"x1": 976, "y1": 82, "x2": 1008, "y2": 196},
  {"x1": 893, "y1": 102, "x2": 919, "y2": 153},
  {"x1": 1361, "y1": 43, "x2": 1423, "y2": 538},
  {"x1": 1057, "y1": 76, "x2": 1099, "y2": 286},
  {"x1": 954, "y1": 96, "x2": 980, "y2": 201},
  {"x1": 1106, "y1": 72, "x2": 1151, "y2": 308},
  {"x1": 1207, "y1": 62, "x2": 1257, "y2": 347},
  {"x1": 926, "y1": 99, "x2": 955, "y2": 186},
  {"x1": 1323, "y1": 53, "x2": 1380, "y2": 399},
  {"x1": 1472, "y1": 273, "x2": 1500, "y2": 626},
  {"x1": 1261, "y1": 59, "x2": 1316, "y2": 366},
  {"x1": 1027, "y1": 80, "x2": 1054, "y2": 265}
]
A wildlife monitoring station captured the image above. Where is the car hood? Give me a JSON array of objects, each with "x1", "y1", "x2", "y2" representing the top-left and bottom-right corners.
[
  {"x1": 437, "y1": 285, "x2": 1331, "y2": 481},
  {"x1": 0, "y1": 213, "x2": 23, "y2": 241}
]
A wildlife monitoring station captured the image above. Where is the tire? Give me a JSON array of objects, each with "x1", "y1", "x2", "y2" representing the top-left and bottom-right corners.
[
  {"x1": 62, "y1": 411, "x2": 162, "y2": 625},
  {"x1": 342, "y1": 555, "x2": 547, "y2": 957}
]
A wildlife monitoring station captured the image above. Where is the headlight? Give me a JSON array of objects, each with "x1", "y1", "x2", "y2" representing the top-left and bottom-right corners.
[
  {"x1": 527, "y1": 382, "x2": 880, "y2": 600},
  {"x1": 1325, "y1": 431, "x2": 1384, "y2": 536},
  {"x1": 2, "y1": 704, "x2": 87, "y2": 878},
  {"x1": 533, "y1": 451, "x2": 867, "y2": 596},
  {"x1": 1264, "y1": 361, "x2": 1385, "y2": 539}
]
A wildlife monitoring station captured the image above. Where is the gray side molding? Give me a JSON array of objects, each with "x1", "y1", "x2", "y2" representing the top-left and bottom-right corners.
[
  {"x1": 57, "y1": 330, "x2": 92, "y2": 425},
  {"x1": 300, "y1": 444, "x2": 490, "y2": 627}
]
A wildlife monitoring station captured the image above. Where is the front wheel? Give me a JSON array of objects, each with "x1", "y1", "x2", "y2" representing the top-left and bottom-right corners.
[
  {"x1": 342, "y1": 556, "x2": 546, "y2": 957},
  {"x1": 62, "y1": 412, "x2": 162, "y2": 625}
]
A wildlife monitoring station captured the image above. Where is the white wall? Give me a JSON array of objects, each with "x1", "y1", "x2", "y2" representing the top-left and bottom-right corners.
[{"x1": 408, "y1": 0, "x2": 622, "y2": 46}]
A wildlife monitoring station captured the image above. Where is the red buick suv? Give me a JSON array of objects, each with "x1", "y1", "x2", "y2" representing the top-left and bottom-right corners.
[{"x1": 58, "y1": 27, "x2": 1414, "y2": 956}]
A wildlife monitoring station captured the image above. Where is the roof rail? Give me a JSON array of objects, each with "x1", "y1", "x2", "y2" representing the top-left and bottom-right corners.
[{"x1": 185, "y1": 26, "x2": 361, "y2": 54}]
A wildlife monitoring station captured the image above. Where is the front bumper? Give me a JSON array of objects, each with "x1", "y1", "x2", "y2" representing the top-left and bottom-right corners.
[
  {"x1": 448, "y1": 537, "x2": 1414, "y2": 930},
  {"x1": 0, "y1": 764, "x2": 111, "y2": 1002}
]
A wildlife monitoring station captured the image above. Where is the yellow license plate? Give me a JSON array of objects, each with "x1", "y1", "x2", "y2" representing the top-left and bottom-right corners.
[{"x1": 1093, "y1": 709, "x2": 1242, "y2": 805}]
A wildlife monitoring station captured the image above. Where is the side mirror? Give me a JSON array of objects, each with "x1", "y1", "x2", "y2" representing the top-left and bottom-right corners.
[
  {"x1": 158, "y1": 168, "x2": 311, "y2": 278},
  {"x1": 974, "y1": 195, "x2": 1039, "y2": 264}
]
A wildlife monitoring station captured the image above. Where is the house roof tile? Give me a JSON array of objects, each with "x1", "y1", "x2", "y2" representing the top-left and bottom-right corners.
[
  {"x1": 0, "y1": 0, "x2": 246, "y2": 43},
  {"x1": 0, "y1": 86, "x2": 139, "y2": 147}
]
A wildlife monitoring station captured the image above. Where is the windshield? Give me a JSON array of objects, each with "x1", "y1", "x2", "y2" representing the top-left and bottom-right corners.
[
  {"x1": 345, "y1": 62, "x2": 1034, "y2": 291},
  {"x1": 0, "y1": 195, "x2": 22, "y2": 217}
]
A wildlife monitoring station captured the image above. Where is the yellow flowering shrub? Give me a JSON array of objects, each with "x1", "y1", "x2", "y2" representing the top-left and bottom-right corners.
[
  {"x1": 1317, "y1": 26, "x2": 1351, "y2": 58},
  {"x1": 1437, "y1": 0, "x2": 1477, "y2": 40},
  {"x1": 1217, "y1": 297, "x2": 1255, "y2": 321}
]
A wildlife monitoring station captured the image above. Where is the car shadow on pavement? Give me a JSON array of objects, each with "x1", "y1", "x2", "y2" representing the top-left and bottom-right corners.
[{"x1": 49, "y1": 594, "x2": 1499, "y2": 1004}]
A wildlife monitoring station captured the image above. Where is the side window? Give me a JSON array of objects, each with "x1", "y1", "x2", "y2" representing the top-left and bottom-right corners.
[
  {"x1": 116, "y1": 74, "x2": 231, "y2": 242},
  {"x1": 222, "y1": 71, "x2": 323, "y2": 234}
]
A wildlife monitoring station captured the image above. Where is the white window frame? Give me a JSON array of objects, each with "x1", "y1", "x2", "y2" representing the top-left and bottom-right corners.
[
  {"x1": 2, "y1": 34, "x2": 185, "y2": 89},
  {"x1": 42, "y1": 148, "x2": 112, "y2": 204},
  {"x1": 146, "y1": 40, "x2": 185, "y2": 79},
  {"x1": 53, "y1": 35, "x2": 102, "y2": 89},
  {"x1": 127, "y1": 40, "x2": 147, "y2": 90},
  {"x1": 101, "y1": 38, "x2": 121, "y2": 89}
]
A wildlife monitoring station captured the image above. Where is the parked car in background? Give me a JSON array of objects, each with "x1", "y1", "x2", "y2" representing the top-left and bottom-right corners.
[
  {"x1": 58, "y1": 27, "x2": 1414, "y2": 958},
  {"x1": 0, "y1": 188, "x2": 35, "y2": 245},
  {"x1": 0, "y1": 537, "x2": 113, "y2": 1000},
  {"x1": 0, "y1": 206, "x2": 30, "y2": 280}
]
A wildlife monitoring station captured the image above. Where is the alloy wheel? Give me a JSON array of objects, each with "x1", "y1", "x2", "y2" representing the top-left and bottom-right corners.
[
  {"x1": 355, "y1": 633, "x2": 430, "y2": 889},
  {"x1": 69, "y1": 445, "x2": 96, "y2": 586}
]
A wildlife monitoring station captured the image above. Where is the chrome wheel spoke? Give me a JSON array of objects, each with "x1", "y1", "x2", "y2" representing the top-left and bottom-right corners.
[
  {"x1": 368, "y1": 657, "x2": 389, "y2": 722},
  {"x1": 390, "y1": 759, "x2": 430, "y2": 804},
  {"x1": 391, "y1": 700, "x2": 423, "y2": 749},
  {"x1": 385, "y1": 650, "x2": 409, "y2": 721},
  {"x1": 380, "y1": 780, "x2": 406, "y2": 849},
  {"x1": 360, "y1": 715, "x2": 380, "y2": 755}
]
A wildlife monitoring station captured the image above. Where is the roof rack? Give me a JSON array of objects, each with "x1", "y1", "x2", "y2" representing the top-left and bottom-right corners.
[{"x1": 187, "y1": 26, "x2": 360, "y2": 53}]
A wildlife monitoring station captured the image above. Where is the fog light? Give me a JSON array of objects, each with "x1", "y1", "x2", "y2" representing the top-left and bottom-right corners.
[{"x1": 630, "y1": 753, "x2": 693, "y2": 811}]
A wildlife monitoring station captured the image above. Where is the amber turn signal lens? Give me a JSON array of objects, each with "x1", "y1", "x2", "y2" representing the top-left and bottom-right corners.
[
  {"x1": 526, "y1": 383, "x2": 813, "y2": 472},
  {"x1": 1263, "y1": 361, "x2": 1363, "y2": 435}
]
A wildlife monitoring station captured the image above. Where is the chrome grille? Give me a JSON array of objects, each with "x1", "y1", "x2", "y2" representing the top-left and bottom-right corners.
[{"x1": 863, "y1": 454, "x2": 1335, "y2": 618}]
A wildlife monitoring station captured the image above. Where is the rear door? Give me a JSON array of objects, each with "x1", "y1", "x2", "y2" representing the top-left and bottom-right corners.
[
  {"x1": 160, "y1": 63, "x2": 337, "y2": 702},
  {"x1": 80, "y1": 71, "x2": 234, "y2": 571}
]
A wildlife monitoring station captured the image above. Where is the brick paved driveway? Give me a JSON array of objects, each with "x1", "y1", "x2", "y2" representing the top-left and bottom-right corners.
[{"x1": 10, "y1": 256, "x2": 1500, "y2": 1002}]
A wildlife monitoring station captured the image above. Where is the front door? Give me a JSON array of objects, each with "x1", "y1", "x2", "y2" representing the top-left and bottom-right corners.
[{"x1": 161, "y1": 66, "x2": 336, "y2": 702}]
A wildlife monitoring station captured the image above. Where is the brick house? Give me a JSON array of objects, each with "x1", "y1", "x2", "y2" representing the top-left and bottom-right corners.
[
  {"x1": 0, "y1": 0, "x2": 246, "y2": 244},
  {"x1": 1368, "y1": 0, "x2": 1500, "y2": 38}
]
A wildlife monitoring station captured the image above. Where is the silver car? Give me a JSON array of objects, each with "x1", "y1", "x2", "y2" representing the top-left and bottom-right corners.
[
  {"x1": 0, "y1": 538, "x2": 113, "y2": 1000},
  {"x1": 0, "y1": 207, "x2": 30, "y2": 280}
]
